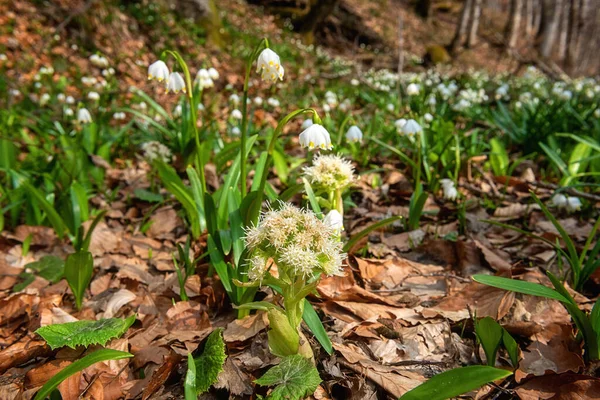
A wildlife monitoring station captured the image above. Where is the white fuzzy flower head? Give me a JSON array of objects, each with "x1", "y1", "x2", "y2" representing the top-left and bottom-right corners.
[
  {"x1": 77, "y1": 108, "x2": 92, "y2": 124},
  {"x1": 303, "y1": 154, "x2": 355, "y2": 191},
  {"x1": 141, "y1": 141, "x2": 172, "y2": 163},
  {"x1": 345, "y1": 125, "x2": 363, "y2": 143},
  {"x1": 244, "y1": 202, "x2": 345, "y2": 281},
  {"x1": 299, "y1": 124, "x2": 333, "y2": 151},
  {"x1": 166, "y1": 72, "x2": 186, "y2": 93},
  {"x1": 256, "y1": 48, "x2": 284, "y2": 83},
  {"x1": 406, "y1": 83, "x2": 420, "y2": 96},
  {"x1": 148, "y1": 60, "x2": 169, "y2": 82},
  {"x1": 440, "y1": 179, "x2": 457, "y2": 201},
  {"x1": 324, "y1": 210, "x2": 344, "y2": 233},
  {"x1": 231, "y1": 109, "x2": 243, "y2": 120},
  {"x1": 402, "y1": 119, "x2": 422, "y2": 136}
]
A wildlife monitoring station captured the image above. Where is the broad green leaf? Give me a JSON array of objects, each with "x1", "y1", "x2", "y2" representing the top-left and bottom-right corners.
[
  {"x1": 399, "y1": 366, "x2": 512, "y2": 400},
  {"x1": 208, "y1": 234, "x2": 232, "y2": 296},
  {"x1": 502, "y1": 328, "x2": 520, "y2": 368},
  {"x1": 472, "y1": 275, "x2": 569, "y2": 303},
  {"x1": 475, "y1": 317, "x2": 503, "y2": 367},
  {"x1": 21, "y1": 181, "x2": 67, "y2": 239},
  {"x1": 64, "y1": 251, "x2": 94, "y2": 310},
  {"x1": 26, "y1": 255, "x2": 64, "y2": 283},
  {"x1": 35, "y1": 315, "x2": 136, "y2": 349},
  {"x1": 186, "y1": 167, "x2": 207, "y2": 232},
  {"x1": 567, "y1": 142, "x2": 592, "y2": 177},
  {"x1": 302, "y1": 300, "x2": 333, "y2": 355},
  {"x1": 134, "y1": 188, "x2": 164, "y2": 203},
  {"x1": 255, "y1": 355, "x2": 322, "y2": 400},
  {"x1": 185, "y1": 353, "x2": 197, "y2": 400},
  {"x1": 34, "y1": 349, "x2": 133, "y2": 400},
  {"x1": 556, "y1": 133, "x2": 600, "y2": 153},
  {"x1": 489, "y1": 137, "x2": 509, "y2": 176},
  {"x1": 194, "y1": 329, "x2": 227, "y2": 394}
]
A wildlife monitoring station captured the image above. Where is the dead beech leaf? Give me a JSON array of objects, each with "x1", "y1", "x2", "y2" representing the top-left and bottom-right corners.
[
  {"x1": 146, "y1": 207, "x2": 181, "y2": 238},
  {"x1": 493, "y1": 203, "x2": 540, "y2": 220},
  {"x1": 223, "y1": 312, "x2": 268, "y2": 342},
  {"x1": 87, "y1": 221, "x2": 121, "y2": 256},
  {"x1": 214, "y1": 358, "x2": 253, "y2": 396},
  {"x1": 141, "y1": 352, "x2": 182, "y2": 400},
  {"x1": 101, "y1": 289, "x2": 137, "y2": 318},
  {"x1": 339, "y1": 359, "x2": 424, "y2": 398},
  {"x1": 515, "y1": 372, "x2": 600, "y2": 400},
  {"x1": 40, "y1": 307, "x2": 78, "y2": 326},
  {"x1": 0, "y1": 335, "x2": 50, "y2": 374},
  {"x1": 473, "y1": 239, "x2": 512, "y2": 272}
]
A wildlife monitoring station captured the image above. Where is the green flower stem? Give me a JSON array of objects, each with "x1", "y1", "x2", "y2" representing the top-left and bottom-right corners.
[
  {"x1": 337, "y1": 114, "x2": 352, "y2": 146},
  {"x1": 240, "y1": 38, "x2": 269, "y2": 197},
  {"x1": 164, "y1": 50, "x2": 207, "y2": 194}
]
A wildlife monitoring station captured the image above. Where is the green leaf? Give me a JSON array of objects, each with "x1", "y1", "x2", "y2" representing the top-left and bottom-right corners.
[
  {"x1": 21, "y1": 181, "x2": 67, "y2": 239},
  {"x1": 208, "y1": 234, "x2": 232, "y2": 296},
  {"x1": 35, "y1": 315, "x2": 136, "y2": 350},
  {"x1": 302, "y1": 300, "x2": 333, "y2": 355},
  {"x1": 489, "y1": 137, "x2": 509, "y2": 176},
  {"x1": 302, "y1": 178, "x2": 321, "y2": 215},
  {"x1": 64, "y1": 251, "x2": 94, "y2": 310},
  {"x1": 475, "y1": 317, "x2": 503, "y2": 367},
  {"x1": 194, "y1": 329, "x2": 227, "y2": 395},
  {"x1": 567, "y1": 142, "x2": 592, "y2": 177},
  {"x1": 34, "y1": 349, "x2": 133, "y2": 400},
  {"x1": 502, "y1": 328, "x2": 520, "y2": 368},
  {"x1": 185, "y1": 353, "x2": 197, "y2": 400},
  {"x1": 472, "y1": 275, "x2": 570, "y2": 303},
  {"x1": 26, "y1": 255, "x2": 64, "y2": 283},
  {"x1": 399, "y1": 366, "x2": 512, "y2": 400},
  {"x1": 255, "y1": 355, "x2": 322, "y2": 400},
  {"x1": 134, "y1": 188, "x2": 164, "y2": 203}
]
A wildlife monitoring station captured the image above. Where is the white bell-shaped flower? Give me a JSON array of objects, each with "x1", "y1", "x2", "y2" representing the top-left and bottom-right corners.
[
  {"x1": 195, "y1": 68, "x2": 214, "y2": 89},
  {"x1": 565, "y1": 197, "x2": 582, "y2": 213},
  {"x1": 406, "y1": 83, "x2": 420, "y2": 96},
  {"x1": 424, "y1": 113, "x2": 434, "y2": 122},
  {"x1": 148, "y1": 60, "x2": 170, "y2": 82},
  {"x1": 394, "y1": 118, "x2": 407, "y2": 130},
  {"x1": 208, "y1": 67, "x2": 219, "y2": 80},
  {"x1": 440, "y1": 179, "x2": 457, "y2": 201},
  {"x1": 253, "y1": 96, "x2": 263, "y2": 106},
  {"x1": 345, "y1": 125, "x2": 363, "y2": 143},
  {"x1": 324, "y1": 210, "x2": 344, "y2": 233},
  {"x1": 299, "y1": 124, "x2": 333, "y2": 151},
  {"x1": 256, "y1": 48, "x2": 284, "y2": 83},
  {"x1": 231, "y1": 109, "x2": 243, "y2": 120},
  {"x1": 88, "y1": 91, "x2": 100, "y2": 101},
  {"x1": 552, "y1": 194, "x2": 567, "y2": 208},
  {"x1": 77, "y1": 108, "x2": 92, "y2": 124},
  {"x1": 402, "y1": 119, "x2": 422, "y2": 136},
  {"x1": 166, "y1": 72, "x2": 186, "y2": 93}
]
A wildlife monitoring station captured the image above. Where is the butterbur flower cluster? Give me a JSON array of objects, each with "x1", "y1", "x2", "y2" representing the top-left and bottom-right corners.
[
  {"x1": 244, "y1": 203, "x2": 345, "y2": 282},
  {"x1": 303, "y1": 154, "x2": 355, "y2": 192}
]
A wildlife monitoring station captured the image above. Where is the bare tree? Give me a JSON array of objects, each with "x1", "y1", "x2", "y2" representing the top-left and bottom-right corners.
[
  {"x1": 451, "y1": 0, "x2": 473, "y2": 51},
  {"x1": 505, "y1": 0, "x2": 523, "y2": 49},
  {"x1": 466, "y1": 0, "x2": 483, "y2": 47}
]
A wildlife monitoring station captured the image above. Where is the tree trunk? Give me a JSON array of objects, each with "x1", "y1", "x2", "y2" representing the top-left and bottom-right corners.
[
  {"x1": 524, "y1": 0, "x2": 534, "y2": 36},
  {"x1": 538, "y1": 0, "x2": 564, "y2": 59},
  {"x1": 450, "y1": 0, "x2": 473, "y2": 51},
  {"x1": 532, "y1": 0, "x2": 543, "y2": 36},
  {"x1": 557, "y1": 0, "x2": 570, "y2": 61},
  {"x1": 505, "y1": 0, "x2": 523, "y2": 49},
  {"x1": 466, "y1": 0, "x2": 482, "y2": 48},
  {"x1": 293, "y1": 0, "x2": 340, "y2": 36}
]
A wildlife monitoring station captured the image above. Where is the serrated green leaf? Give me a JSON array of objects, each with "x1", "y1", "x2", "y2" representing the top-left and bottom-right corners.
[
  {"x1": 194, "y1": 328, "x2": 226, "y2": 394},
  {"x1": 399, "y1": 366, "x2": 512, "y2": 400},
  {"x1": 64, "y1": 251, "x2": 94, "y2": 310},
  {"x1": 34, "y1": 349, "x2": 133, "y2": 400},
  {"x1": 255, "y1": 355, "x2": 322, "y2": 400},
  {"x1": 35, "y1": 315, "x2": 136, "y2": 350}
]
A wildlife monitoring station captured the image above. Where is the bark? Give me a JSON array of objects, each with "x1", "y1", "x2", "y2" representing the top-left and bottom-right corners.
[
  {"x1": 524, "y1": 0, "x2": 534, "y2": 36},
  {"x1": 450, "y1": 0, "x2": 473, "y2": 51},
  {"x1": 557, "y1": 0, "x2": 570, "y2": 61},
  {"x1": 505, "y1": 0, "x2": 523, "y2": 49},
  {"x1": 415, "y1": 0, "x2": 432, "y2": 19},
  {"x1": 532, "y1": 0, "x2": 542, "y2": 36},
  {"x1": 292, "y1": 0, "x2": 340, "y2": 34},
  {"x1": 466, "y1": 0, "x2": 482, "y2": 48},
  {"x1": 538, "y1": 0, "x2": 564, "y2": 59}
]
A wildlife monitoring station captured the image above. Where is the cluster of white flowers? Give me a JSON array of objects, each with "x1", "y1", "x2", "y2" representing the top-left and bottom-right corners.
[
  {"x1": 324, "y1": 91, "x2": 338, "y2": 111},
  {"x1": 267, "y1": 97, "x2": 280, "y2": 108},
  {"x1": 147, "y1": 60, "x2": 186, "y2": 93},
  {"x1": 195, "y1": 67, "x2": 219, "y2": 89},
  {"x1": 141, "y1": 141, "x2": 172, "y2": 163},
  {"x1": 81, "y1": 76, "x2": 98, "y2": 87},
  {"x1": 396, "y1": 118, "x2": 422, "y2": 137},
  {"x1": 303, "y1": 154, "x2": 355, "y2": 191},
  {"x1": 244, "y1": 202, "x2": 345, "y2": 281},
  {"x1": 551, "y1": 193, "x2": 582, "y2": 213},
  {"x1": 113, "y1": 112, "x2": 126, "y2": 120},
  {"x1": 440, "y1": 179, "x2": 458, "y2": 201},
  {"x1": 364, "y1": 68, "x2": 398, "y2": 91},
  {"x1": 89, "y1": 54, "x2": 109, "y2": 68},
  {"x1": 299, "y1": 123, "x2": 333, "y2": 151}
]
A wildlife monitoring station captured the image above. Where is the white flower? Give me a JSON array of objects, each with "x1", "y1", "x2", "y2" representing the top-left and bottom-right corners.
[
  {"x1": 427, "y1": 95, "x2": 437, "y2": 106},
  {"x1": 566, "y1": 197, "x2": 582, "y2": 213},
  {"x1": 594, "y1": 109, "x2": 600, "y2": 118},
  {"x1": 231, "y1": 109, "x2": 243, "y2": 120},
  {"x1": 9, "y1": 89, "x2": 20, "y2": 97},
  {"x1": 402, "y1": 119, "x2": 422, "y2": 136},
  {"x1": 88, "y1": 91, "x2": 100, "y2": 101},
  {"x1": 66, "y1": 96, "x2": 75, "y2": 104},
  {"x1": 424, "y1": 113, "x2": 434, "y2": 122},
  {"x1": 324, "y1": 210, "x2": 344, "y2": 233},
  {"x1": 301, "y1": 119, "x2": 313, "y2": 130},
  {"x1": 0, "y1": 54, "x2": 7, "y2": 61},
  {"x1": 267, "y1": 97, "x2": 280, "y2": 107},
  {"x1": 64, "y1": 108, "x2": 74, "y2": 117},
  {"x1": 323, "y1": 104, "x2": 331, "y2": 113},
  {"x1": 113, "y1": 112, "x2": 126, "y2": 120},
  {"x1": 229, "y1": 94, "x2": 240, "y2": 106},
  {"x1": 102, "y1": 68, "x2": 115, "y2": 77},
  {"x1": 166, "y1": 72, "x2": 186, "y2": 93},
  {"x1": 560, "y1": 90, "x2": 573, "y2": 101},
  {"x1": 440, "y1": 179, "x2": 457, "y2": 201},
  {"x1": 90, "y1": 54, "x2": 109, "y2": 68},
  {"x1": 148, "y1": 60, "x2": 169, "y2": 82},
  {"x1": 57, "y1": 93, "x2": 66, "y2": 103},
  {"x1": 81, "y1": 76, "x2": 97, "y2": 86},
  {"x1": 299, "y1": 124, "x2": 333, "y2": 151},
  {"x1": 552, "y1": 194, "x2": 567, "y2": 208},
  {"x1": 394, "y1": 118, "x2": 407, "y2": 130},
  {"x1": 345, "y1": 125, "x2": 363, "y2": 143},
  {"x1": 406, "y1": 83, "x2": 420, "y2": 96},
  {"x1": 231, "y1": 126, "x2": 241, "y2": 136},
  {"x1": 351, "y1": 79, "x2": 359, "y2": 86},
  {"x1": 386, "y1": 103, "x2": 395, "y2": 112},
  {"x1": 208, "y1": 67, "x2": 219, "y2": 80},
  {"x1": 256, "y1": 48, "x2": 284, "y2": 83},
  {"x1": 77, "y1": 108, "x2": 92, "y2": 124},
  {"x1": 195, "y1": 68, "x2": 214, "y2": 89},
  {"x1": 303, "y1": 154, "x2": 355, "y2": 191},
  {"x1": 39, "y1": 93, "x2": 51, "y2": 106},
  {"x1": 173, "y1": 104, "x2": 182, "y2": 117},
  {"x1": 253, "y1": 96, "x2": 263, "y2": 106},
  {"x1": 141, "y1": 141, "x2": 172, "y2": 163}
]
